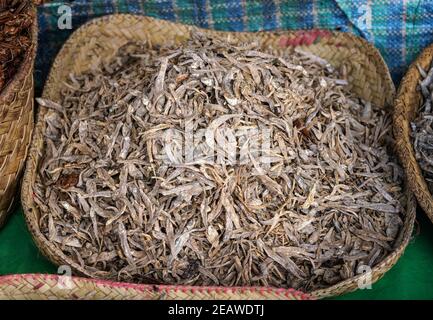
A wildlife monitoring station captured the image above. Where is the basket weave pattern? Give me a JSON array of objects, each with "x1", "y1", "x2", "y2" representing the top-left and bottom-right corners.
[
  {"x1": 0, "y1": 7, "x2": 37, "y2": 228},
  {"x1": 21, "y1": 14, "x2": 415, "y2": 299},
  {"x1": 0, "y1": 274, "x2": 311, "y2": 300},
  {"x1": 394, "y1": 43, "x2": 433, "y2": 223}
]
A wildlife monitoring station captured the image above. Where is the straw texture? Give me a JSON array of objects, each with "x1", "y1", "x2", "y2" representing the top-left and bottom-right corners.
[
  {"x1": 0, "y1": 6, "x2": 37, "y2": 228},
  {"x1": 394, "y1": 43, "x2": 433, "y2": 223},
  {"x1": 21, "y1": 14, "x2": 415, "y2": 299},
  {"x1": 0, "y1": 274, "x2": 310, "y2": 300}
]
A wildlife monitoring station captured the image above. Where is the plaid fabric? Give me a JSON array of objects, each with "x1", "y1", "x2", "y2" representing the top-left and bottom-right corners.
[{"x1": 35, "y1": 0, "x2": 433, "y2": 92}]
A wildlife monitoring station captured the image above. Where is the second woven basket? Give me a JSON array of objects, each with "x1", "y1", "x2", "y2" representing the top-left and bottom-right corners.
[
  {"x1": 21, "y1": 14, "x2": 415, "y2": 299},
  {"x1": 394, "y1": 43, "x2": 433, "y2": 223},
  {"x1": 0, "y1": 5, "x2": 37, "y2": 228}
]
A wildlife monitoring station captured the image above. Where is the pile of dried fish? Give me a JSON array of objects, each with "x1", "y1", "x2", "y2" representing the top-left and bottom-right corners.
[
  {"x1": 412, "y1": 62, "x2": 433, "y2": 194},
  {"x1": 35, "y1": 33, "x2": 405, "y2": 291},
  {"x1": 0, "y1": 0, "x2": 34, "y2": 91}
]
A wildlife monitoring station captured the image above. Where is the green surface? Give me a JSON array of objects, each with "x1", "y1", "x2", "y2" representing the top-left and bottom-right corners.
[
  {"x1": 0, "y1": 208, "x2": 57, "y2": 275},
  {"x1": 1, "y1": 206, "x2": 433, "y2": 299}
]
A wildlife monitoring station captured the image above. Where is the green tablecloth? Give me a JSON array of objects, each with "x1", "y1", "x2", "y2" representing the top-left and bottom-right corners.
[{"x1": 1, "y1": 206, "x2": 433, "y2": 299}]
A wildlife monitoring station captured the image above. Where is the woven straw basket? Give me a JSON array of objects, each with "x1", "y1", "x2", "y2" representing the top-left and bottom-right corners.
[
  {"x1": 0, "y1": 5, "x2": 37, "y2": 228},
  {"x1": 0, "y1": 274, "x2": 310, "y2": 300},
  {"x1": 394, "y1": 43, "x2": 433, "y2": 223},
  {"x1": 21, "y1": 14, "x2": 415, "y2": 300}
]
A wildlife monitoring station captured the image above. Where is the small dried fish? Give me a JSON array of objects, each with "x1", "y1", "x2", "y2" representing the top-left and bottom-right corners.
[
  {"x1": 0, "y1": 0, "x2": 34, "y2": 91},
  {"x1": 35, "y1": 32, "x2": 405, "y2": 292}
]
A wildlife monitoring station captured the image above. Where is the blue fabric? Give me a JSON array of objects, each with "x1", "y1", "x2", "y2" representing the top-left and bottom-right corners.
[{"x1": 34, "y1": 0, "x2": 433, "y2": 90}]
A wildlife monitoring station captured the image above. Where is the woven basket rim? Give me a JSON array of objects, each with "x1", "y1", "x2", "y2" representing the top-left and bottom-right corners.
[
  {"x1": 58, "y1": 13, "x2": 397, "y2": 95},
  {"x1": 0, "y1": 5, "x2": 37, "y2": 102},
  {"x1": 0, "y1": 273, "x2": 312, "y2": 300},
  {"x1": 21, "y1": 13, "x2": 413, "y2": 299},
  {"x1": 394, "y1": 42, "x2": 433, "y2": 223},
  {"x1": 0, "y1": 4, "x2": 38, "y2": 229}
]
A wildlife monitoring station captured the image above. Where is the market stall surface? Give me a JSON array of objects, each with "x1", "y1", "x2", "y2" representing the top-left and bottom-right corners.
[{"x1": 1, "y1": 207, "x2": 433, "y2": 299}]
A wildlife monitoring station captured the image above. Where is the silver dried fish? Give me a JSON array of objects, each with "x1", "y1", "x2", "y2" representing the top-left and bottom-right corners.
[{"x1": 35, "y1": 32, "x2": 405, "y2": 292}]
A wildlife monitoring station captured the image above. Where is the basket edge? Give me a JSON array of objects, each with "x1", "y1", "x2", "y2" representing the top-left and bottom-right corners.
[
  {"x1": 393, "y1": 42, "x2": 433, "y2": 223},
  {"x1": 0, "y1": 5, "x2": 38, "y2": 227}
]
